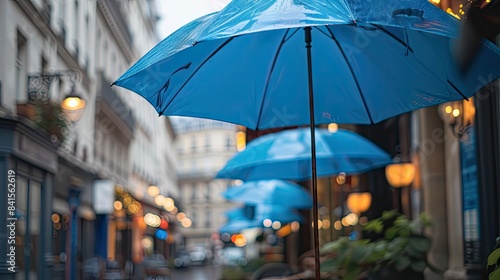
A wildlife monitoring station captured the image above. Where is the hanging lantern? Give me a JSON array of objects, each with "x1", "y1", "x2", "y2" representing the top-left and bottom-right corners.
[
  {"x1": 385, "y1": 162, "x2": 416, "y2": 188},
  {"x1": 61, "y1": 85, "x2": 86, "y2": 123},
  {"x1": 346, "y1": 190, "x2": 372, "y2": 214}
]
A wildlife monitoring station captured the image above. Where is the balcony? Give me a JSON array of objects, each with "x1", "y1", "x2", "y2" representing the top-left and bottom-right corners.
[
  {"x1": 96, "y1": 73, "x2": 134, "y2": 139},
  {"x1": 177, "y1": 170, "x2": 216, "y2": 181}
]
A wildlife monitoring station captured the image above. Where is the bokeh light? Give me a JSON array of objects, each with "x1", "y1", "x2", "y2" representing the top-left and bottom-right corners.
[
  {"x1": 51, "y1": 213, "x2": 60, "y2": 223},
  {"x1": 263, "y1": 219, "x2": 272, "y2": 227},
  {"x1": 271, "y1": 221, "x2": 281, "y2": 230},
  {"x1": 114, "y1": 201, "x2": 123, "y2": 211},
  {"x1": 147, "y1": 186, "x2": 160, "y2": 197},
  {"x1": 181, "y1": 218, "x2": 192, "y2": 228}
]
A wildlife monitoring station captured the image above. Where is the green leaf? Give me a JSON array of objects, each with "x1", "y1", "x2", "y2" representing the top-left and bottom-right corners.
[
  {"x1": 351, "y1": 246, "x2": 370, "y2": 261},
  {"x1": 394, "y1": 216, "x2": 410, "y2": 227},
  {"x1": 381, "y1": 210, "x2": 398, "y2": 220},
  {"x1": 394, "y1": 256, "x2": 411, "y2": 271},
  {"x1": 343, "y1": 266, "x2": 362, "y2": 280},
  {"x1": 320, "y1": 257, "x2": 341, "y2": 272},
  {"x1": 321, "y1": 237, "x2": 349, "y2": 253},
  {"x1": 407, "y1": 236, "x2": 431, "y2": 253},
  {"x1": 364, "y1": 220, "x2": 384, "y2": 233},
  {"x1": 385, "y1": 227, "x2": 399, "y2": 240},
  {"x1": 410, "y1": 260, "x2": 427, "y2": 272}
]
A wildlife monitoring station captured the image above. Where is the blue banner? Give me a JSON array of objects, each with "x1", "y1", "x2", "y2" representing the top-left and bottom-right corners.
[{"x1": 460, "y1": 128, "x2": 481, "y2": 266}]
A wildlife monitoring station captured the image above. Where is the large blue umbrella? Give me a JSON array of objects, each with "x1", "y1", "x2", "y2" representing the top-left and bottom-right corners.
[
  {"x1": 113, "y1": 1, "x2": 500, "y2": 277},
  {"x1": 217, "y1": 128, "x2": 392, "y2": 180},
  {"x1": 223, "y1": 180, "x2": 313, "y2": 209}
]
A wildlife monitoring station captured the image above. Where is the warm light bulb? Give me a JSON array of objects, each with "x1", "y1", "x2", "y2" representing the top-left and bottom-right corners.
[
  {"x1": 328, "y1": 123, "x2": 338, "y2": 133},
  {"x1": 114, "y1": 201, "x2": 123, "y2": 211},
  {"x1": 452, "y1": 109, "x2": 460, "y2": 117},
  {"x1": 445, "y1": 105, "x2": 452, "y2": 114},
  {"x1": 61, "y1": 97, "x2": 85, "y2": 110}
]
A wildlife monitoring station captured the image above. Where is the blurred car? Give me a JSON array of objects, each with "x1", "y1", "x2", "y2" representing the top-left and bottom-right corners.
[
  {"x1": 221, "y1": 247, "x2": 247, "y2": 267},
  {"x1": 173, "y1": 249, "x2": 191, "y2": 269},
  {"x1": 187, "y1": 245, "x2": 212, "y2": 266}
]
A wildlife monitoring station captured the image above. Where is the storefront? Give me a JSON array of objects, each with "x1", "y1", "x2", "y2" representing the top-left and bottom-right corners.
[{"x1": 0, "y1": 117, "x2": 58, "y2": 280}]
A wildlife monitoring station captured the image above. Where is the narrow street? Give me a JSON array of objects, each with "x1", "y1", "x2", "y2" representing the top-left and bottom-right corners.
[{"x1": 169, "y1": 265, "x2": 223, "y2": 280}]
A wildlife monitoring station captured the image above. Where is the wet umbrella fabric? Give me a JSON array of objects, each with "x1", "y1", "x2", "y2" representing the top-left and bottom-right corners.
[
  {"x1": 114, "y1": 0, "x2": 500, "y2": 278},
  {"x1": 217, "y1": 128, "x2": 392, "y2": 181},
  {"x1": 222, "y1": 180, "x2": 313, "y2": 209},
  {"x1": 113, "y1": 0, "x2": 500, "y2": 129}
]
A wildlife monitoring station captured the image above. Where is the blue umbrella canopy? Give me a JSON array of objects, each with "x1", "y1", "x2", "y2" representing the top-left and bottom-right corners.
[
  {"x1": 223, "y1": 180, "x2": 313, "y2": 209},
  {"x1": 219, "y1": 204, "x2": 303, "y2": 234},
  {"x1": 219, "y1": 219, "x2": 260, "y2": 234},
  {"x1": 217, "y1": 128, "x2": 392, "y2": 180},
  {"x1": 114, "y1": 0, "x2": 500, "y2": 129},
  {"x1": 114, "y1": 1, "x2": 500, "y2": 277},
  {"x1": 253, "y1": 204, "x2": 304, "y2": 224}
]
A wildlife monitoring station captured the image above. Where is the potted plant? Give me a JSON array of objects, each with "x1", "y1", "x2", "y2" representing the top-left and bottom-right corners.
[
  {"x1": 320, "y1": 210, "x2": 436, "y2": 280},
  {"x1": 17, "y1": 100, "x2": 68, "y2": 143}
]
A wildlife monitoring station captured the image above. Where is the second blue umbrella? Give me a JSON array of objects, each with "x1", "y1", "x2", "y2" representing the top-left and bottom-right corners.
[
  {"x1": 223, "y1": 180, "x2": 313, "y2": 209},
  {"x1": 217, "y1": 128, "x2": 392, "y2": 181}
]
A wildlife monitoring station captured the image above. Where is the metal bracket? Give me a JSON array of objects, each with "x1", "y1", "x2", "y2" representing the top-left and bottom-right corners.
[{"x1": 27, "y1": 70, "x2": 79, "y2": 103}]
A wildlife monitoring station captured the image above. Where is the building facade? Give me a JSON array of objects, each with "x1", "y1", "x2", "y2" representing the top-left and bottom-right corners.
[
  {"x1": 0, "y1": 0, "x2": 179, "y2": 279},
  {"x1": 173, "y1": 117, "x2": 238, "y2": 249}
]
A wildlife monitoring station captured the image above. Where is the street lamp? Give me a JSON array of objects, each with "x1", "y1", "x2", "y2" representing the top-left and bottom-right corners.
[
  {"x1": 61, "y1": 85, "x2": 86, "y2": 123},
  {"x1": 385, "y1": 160, "x2": 416, "y2": 188},
  {"x1": 385, "y1": 150, "x2": 416, "y2": 213},
  {"x1": 437, "y1": 98, "x2": 475, "y2": 140},
  {"x1": 28, "y1": 70, "x2": 86, "y2": 123}
]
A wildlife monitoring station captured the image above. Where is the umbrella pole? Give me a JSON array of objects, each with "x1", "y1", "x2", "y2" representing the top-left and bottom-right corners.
[{"x1": 304, "y1": 26, "x2": 321, "y2": 280}]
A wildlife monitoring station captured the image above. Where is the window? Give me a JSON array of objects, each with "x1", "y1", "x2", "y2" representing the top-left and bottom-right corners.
[
  {"x1": 226, "y1": 135, "x2": 232, "y2": 150},
  {"x1": 191, "y1": 183, "x2": 197, "y2": 202},
  {"x1": 205, "y1": 183, "x2": 211, "y2": 201},
  {"x1": 191, "y1": 137, "x2": 196, "y2": 152},
  {"x1": 206, "y1": 208, "x2": 211, "y2": 228},
  {"x1": 191, "y1": 212, "x2": 197, "y2": 228},
  {"x1": 205, "y1": 135, "x2": 210, "y2": 151},
  {"x1": 15, "y1": 31, "x2": 27, "y2": 101}
]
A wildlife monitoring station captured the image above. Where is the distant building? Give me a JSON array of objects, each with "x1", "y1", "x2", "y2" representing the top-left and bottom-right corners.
[
  {"x1": 172, "y1": 117, "x2": 238, "y2": 248},
  {"x1": 0, "y1": 0, "x2": 179, "y2": 279}
]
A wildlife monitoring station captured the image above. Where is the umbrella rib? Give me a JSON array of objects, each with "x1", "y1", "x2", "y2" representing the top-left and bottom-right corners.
[
  {"x1": 158, "y1": 37, "x2": 235, "y2": 115},
  {"x1": 373, "y1": 24, "x2": 414, "y2": 54},
  {"x1": 255, "y1": 29, "x2": 294, "y2": 129},
  {"x1": 325, "y1": 27, "x2": 375, "y2": 124},
  {"x1": 447, "y1": 80, "x2": 469, "y2": 100}
]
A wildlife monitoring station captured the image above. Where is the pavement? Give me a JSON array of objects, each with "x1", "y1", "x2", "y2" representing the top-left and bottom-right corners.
[{"x1": 169, "y1": 264, "x2": 223, "y2": 280}]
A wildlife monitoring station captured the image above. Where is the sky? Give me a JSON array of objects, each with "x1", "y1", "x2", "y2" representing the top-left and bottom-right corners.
[{"x1": 155, "y1": 0, "x2": 232, "y2": 38}]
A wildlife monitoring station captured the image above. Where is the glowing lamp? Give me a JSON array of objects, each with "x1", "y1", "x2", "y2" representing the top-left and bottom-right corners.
[
  {"x1": 385, "y1": 162, "x2": 416, "y2": 188},
  {"x1": 61, "y1": 87, "x2": 86, "y2": 123},
  {"x1": 346, "y1": 190, "x2": 372, "y2": 214},
  {"x1": 438, "y1": 98, "x2": 475, "y2": 139}
]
